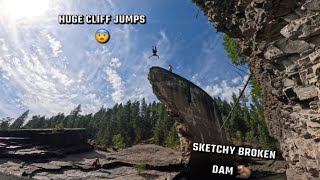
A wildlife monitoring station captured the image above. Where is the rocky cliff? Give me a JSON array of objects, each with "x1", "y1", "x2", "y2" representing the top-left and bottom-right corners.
[
  {"x1": 193, "y1": 0, "x2": 320, "y2": 179},
  {"x1": 0, "y1": 129, "x2": 92, "y2": 160},
  {"x1": 148, "y1": 67, "x2": 234, "y2": 178}
]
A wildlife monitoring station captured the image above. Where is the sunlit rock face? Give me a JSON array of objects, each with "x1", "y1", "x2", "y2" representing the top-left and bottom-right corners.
[
  {"x1": 193, "y1": 0, "x2": 320, "y2": 179},
  {"x1": 148, "y1": 67, "x2": 234, "y2": 178}
]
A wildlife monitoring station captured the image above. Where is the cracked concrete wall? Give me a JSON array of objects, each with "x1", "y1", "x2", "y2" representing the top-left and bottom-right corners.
[{"x1": 193, "y1": 0, "x2": 320, "y2": 179}]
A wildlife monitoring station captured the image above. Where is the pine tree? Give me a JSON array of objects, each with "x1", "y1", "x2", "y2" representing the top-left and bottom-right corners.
[
  {"x1": 112, "y1": 134, "x2": 126, "y2": 149},
  {"x1": 222, "y1": 34, "x2": 246, "y2": 65},
  {"x1": 0, "y1": 117, "x2": 13, "y2": 130},
  {"x1": 165, "y1": 125, "x2": 179, "y2": 147},
  {"x1": 10, "y1": 110, "x2": 29, "y2": 129}
]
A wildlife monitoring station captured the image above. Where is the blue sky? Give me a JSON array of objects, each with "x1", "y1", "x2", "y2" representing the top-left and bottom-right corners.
[{"x1": 0, "y1": 0, "x2": 249, "y2": 118}]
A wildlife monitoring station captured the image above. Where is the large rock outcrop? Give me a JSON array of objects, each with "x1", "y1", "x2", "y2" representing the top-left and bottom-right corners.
[
  {"x1": 193, "y1": 0, "x2": 320, "y2": 179},
  {"x1": 148, "y1": 67, "x2": 234, "y2": 178},
  {"x1": 0, "y1": 129, "x2": 92, "y2": 160}
]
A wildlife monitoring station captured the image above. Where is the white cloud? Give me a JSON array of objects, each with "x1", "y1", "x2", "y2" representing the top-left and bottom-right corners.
[
  {"x1": 103, "y1": 58, "x2": 124, "y2": 103},
  {"x1": 0, "y1": 0, "x2": 241, "y2": 119},
  {"x1": 0, "y1": 35, "x2": 106, "y2": 117},
  {"x1": 204, "y1": 75, "x2": 251, "y2": 102},
  {"x1": 191, "y1": 73, "x2": 201, "y2": 86},
  {"x1": 0, "y1": 1, "x2": 115, "y2": 118},
  {"x1": 47, "y1": 34, "x2": 62, "y2": 57},
  {"x1": 109, "y1": 58, "x2": 122, "y2": 68}
]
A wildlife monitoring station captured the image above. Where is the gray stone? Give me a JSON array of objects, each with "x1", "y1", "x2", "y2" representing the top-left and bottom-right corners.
[
  {"x1": 32, "y1": 163, "x2": 62, "y2": 170},
  {"x1": 49, "y1": 161, "x2": 73, "y2": 167},
  {"x1": 309, "y1": 101, "x2": 318, "y2": 110},
  {"x1": 281, "y1": 14, "x2": 320, "y2": 39},
  {"x1": 264, "y1": 45, "x2": 284, "y2": 60},
  {"x1": 309, "y1": 49, "x2": 320, "y2": 62},
  {"x1": 275, "y1": 39, "x2": 314, "y2": 54},
  {"x1": 23, "y1": 165, "x2": 41, "y2": 175},
  {"x1": 307, "y1": 120, "x2": 320, "y2": 128},
  {"x1": 302, "y1": 0, "x2": 320, "y2": 11},
  {"x1": 293, "y1": 86, "x2": 318, "y2": 100},
  {"x1": 283, "y1": 78, "x2": 295, "y2": 87}
]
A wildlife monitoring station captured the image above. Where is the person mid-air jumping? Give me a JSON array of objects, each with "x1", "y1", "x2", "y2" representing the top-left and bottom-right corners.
[{"x1": 149, "y1": 45, "x2": 159, "y2": 59}]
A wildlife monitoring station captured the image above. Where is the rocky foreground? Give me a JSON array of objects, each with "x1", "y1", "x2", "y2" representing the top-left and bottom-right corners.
[
  {"x1": 0, "y1": 129, "x2": 183, "y2": 179},
  {"x1": 0, "y1": 144, "x2": 182, "y2": 180},
  {"x1": 0, "y1": 143, "x2": 289, "y2": 180}
]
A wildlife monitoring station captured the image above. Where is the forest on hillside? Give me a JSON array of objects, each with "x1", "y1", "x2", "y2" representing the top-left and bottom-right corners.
[{"x1": 0, "y1": 93, "x2": 278, "y2": 150}]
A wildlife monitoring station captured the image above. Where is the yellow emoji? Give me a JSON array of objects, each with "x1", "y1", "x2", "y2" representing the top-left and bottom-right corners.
[{"x1": 95, "y1": 28, "x2": 110, "y2": 44}]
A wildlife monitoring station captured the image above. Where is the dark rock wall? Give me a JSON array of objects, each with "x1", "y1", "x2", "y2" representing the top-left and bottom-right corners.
[
  {"x1": 148, "y1": 67, "x2": 232, "y2": 168},
  {"x1": 0, "y1": 128, "x2": 92, "y2": 160},
  {"x1": 193, "y1": 0, "x2": 320, "y2": 179},
  {"x1": 0, "y1": 128, "x2": 87, "y2": 146}
]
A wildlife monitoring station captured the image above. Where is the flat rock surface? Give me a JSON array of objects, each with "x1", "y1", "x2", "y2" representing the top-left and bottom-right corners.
[
  {"x1": 0, "y1": 144, "x2": 182, "y2": 179},
  {"x1": 108, "y1": 144, "x2": 181, "y2": 165}
]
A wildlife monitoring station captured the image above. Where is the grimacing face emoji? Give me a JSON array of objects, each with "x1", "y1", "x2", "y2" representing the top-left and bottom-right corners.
[{"x1": 95, "y1": 28, "x2": 110, "y2": 44}]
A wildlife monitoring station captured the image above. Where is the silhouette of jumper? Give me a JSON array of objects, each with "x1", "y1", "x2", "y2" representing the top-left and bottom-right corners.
[{"x1": 149, "y1": 46, "x2": 159, "y2": 59}]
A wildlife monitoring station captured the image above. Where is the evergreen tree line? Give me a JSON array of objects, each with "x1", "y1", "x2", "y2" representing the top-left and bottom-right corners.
[
  {"x1": 0, "y1": 93, "x2": 277, "y2": 150},
  {"x1": 215, "y1": 93, "x2": 278, "y2": 150},
  {"x1": 0, "y1": 99, "x2": 180, "y2": 149}
]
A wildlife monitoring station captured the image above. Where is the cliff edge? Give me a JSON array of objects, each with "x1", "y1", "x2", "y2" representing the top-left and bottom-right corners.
[{"x1": 148, "y1": 66, "x2": 234, "y2": 178}]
